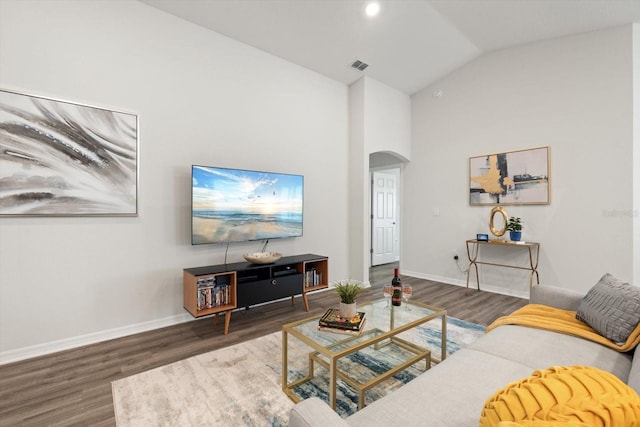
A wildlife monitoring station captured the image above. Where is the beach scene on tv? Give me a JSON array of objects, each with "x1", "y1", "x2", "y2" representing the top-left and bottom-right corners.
[{"x1": 192, "y1": 166, "x2": 304, "y2": 244}]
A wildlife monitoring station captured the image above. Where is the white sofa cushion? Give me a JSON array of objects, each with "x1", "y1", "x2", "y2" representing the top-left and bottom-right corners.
[
  {"x1": 530, "y1": 285, "x2": 583, "y2": 311},
  {"x1": 288, "y1": 397, "x2": 350, "y2": 427},
  {"x1": 629, "y1": 348, "x2": 640, "y2": 395},
  {"x1": 468, "y1": 325, "x2": 633, "y2": 382},
  {"x1": 346, "y1": 348, "x2": 534, "y2": 427}
]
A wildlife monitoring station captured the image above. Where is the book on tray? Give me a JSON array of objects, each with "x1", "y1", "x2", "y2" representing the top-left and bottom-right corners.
[
  {"x1": 318, "y1": 308, "x2": 366, "y2": 333},
  {"x1": 317, "y1": 321, "x2": 366, "y2": 335}
]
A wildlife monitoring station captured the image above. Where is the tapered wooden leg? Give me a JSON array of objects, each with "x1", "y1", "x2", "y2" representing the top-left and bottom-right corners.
[
  {"x1": 223, "y1": 311, "x2": 231, "y2": 335},
  {"x1": 302, "y1": 293, "x2": 310, "y2": 312},
  {"x1": 213, "y1": 313, "x2": 219, "y2": 326}
]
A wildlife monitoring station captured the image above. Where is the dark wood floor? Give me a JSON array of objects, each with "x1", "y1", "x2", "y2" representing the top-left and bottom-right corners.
[{"x1": 0, "y1": 268, "x2": 527, "y2": 426}]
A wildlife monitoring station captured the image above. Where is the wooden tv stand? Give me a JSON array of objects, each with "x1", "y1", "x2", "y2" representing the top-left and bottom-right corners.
[{"x1": 183, "y1": 254, "x2": 328, "y2": 334}]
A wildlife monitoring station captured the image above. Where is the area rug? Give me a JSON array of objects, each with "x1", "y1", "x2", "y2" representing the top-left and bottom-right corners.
[{"x1": 112, "y1": 317, "x2": 485, "y2": 426}]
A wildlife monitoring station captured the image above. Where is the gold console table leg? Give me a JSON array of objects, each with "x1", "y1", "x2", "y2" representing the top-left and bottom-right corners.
[
  {"x1": 465, "y1": 240, "x2": 480, "y2": 293},
  {"x1": 528, "y1": 244, "x2": 540, "y2": 288}
]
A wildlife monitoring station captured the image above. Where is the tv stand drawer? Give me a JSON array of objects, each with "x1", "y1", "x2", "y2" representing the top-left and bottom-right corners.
[{"x1": 237, "y1": 273, "x2": 303, "y2": 307}]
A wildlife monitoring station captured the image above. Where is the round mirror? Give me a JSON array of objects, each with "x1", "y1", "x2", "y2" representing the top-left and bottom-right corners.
[{"x1": 489, "y1": 207, "x2": 508, "y2": 237}]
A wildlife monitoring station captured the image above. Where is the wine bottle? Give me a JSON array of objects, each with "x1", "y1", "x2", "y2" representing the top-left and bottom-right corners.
[{"x1": 391, "y1": 268, "x2": 402, "y2": 306}]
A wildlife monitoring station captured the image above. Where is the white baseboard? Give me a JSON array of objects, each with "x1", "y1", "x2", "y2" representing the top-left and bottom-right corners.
[
  {"x1": 0, "y1": 275, "x2": 527, "y2": 365},
  {"x1": 402, "y1": 270, "x2": 530, "y2": 300},
  {"x1": 0, "y1": 292, "x2": 336, "y2": 365},
  {"x1": 0, "y1": 313, "x2": 193, "y2": 365}
]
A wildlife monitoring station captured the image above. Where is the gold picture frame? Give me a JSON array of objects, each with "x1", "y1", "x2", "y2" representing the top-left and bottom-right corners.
[{"x1": 469, "y1": 146, "x2": 550, "y2": 206}]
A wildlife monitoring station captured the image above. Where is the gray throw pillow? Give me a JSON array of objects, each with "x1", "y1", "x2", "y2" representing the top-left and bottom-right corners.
[{"x1": 576, "y1": 273, "x2": 640, "y2": 344}]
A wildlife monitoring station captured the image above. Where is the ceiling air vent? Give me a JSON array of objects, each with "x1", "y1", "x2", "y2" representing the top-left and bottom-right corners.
[{"x1": 350, "y1": 59, "x2": 369, "y2": 71}]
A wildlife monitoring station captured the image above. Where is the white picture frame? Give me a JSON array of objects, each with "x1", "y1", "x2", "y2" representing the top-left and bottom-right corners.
[{"x1": 0, "y1": 88, "x2": 138, "y2": 216}]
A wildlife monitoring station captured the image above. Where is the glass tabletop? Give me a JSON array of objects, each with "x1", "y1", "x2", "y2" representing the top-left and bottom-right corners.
[{"x1": 283, "y1": 299, "x2": 446, "y2": 356}]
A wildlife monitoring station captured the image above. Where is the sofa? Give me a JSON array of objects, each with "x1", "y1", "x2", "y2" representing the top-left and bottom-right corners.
[{"x1": 288, "y1": 281, "x2": 640, "y2": 426}]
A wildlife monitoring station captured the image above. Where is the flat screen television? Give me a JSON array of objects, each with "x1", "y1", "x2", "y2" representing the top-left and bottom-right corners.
[{"x1": 191, "y1": 165, "x2": 304, "y2": 244}]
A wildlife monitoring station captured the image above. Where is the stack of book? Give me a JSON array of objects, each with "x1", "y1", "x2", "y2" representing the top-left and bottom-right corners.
[
  {"x1": 304, "y1": 268, "x2": 323, "y2": 288},
  {"x1": 318, "y1": 308, "x2": 366, "y2": 335},
  {"x1": 196, "y1": 276, "x2": 231, "y2": 310}
]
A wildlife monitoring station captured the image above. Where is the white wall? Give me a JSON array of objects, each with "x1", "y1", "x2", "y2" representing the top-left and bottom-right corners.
[
  {"x1": 363, "y1": 78, "x2": 412, "y2": 160},
  {"x1": 0, "y1": 0, "x2": 349, "y2": 363},
  {"x1": 633, "y1": 23, "x2": 640, "y2": 284},
  {"x1": 348, "y1": 77, "x2": 411, "y2": 282},
  {"x1": 348, "y1": 79, "x2": 367, "y2": 283},
  {"x1": 405, "y1": 26, "x2": 636, "y2": 296}
]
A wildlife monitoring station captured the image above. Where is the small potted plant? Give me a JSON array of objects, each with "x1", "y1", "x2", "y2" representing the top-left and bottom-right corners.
[
  {"x1": 333, "y1": 279, "x2": 362, "y2": 319},
  {"x1": 507, "y1": 216, "x2": 523, "y2": 241}
]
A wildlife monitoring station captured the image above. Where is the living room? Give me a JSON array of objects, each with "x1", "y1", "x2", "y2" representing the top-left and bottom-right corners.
[{"x1": 0, "y1": 0, "x2": 638, "y2": 396}]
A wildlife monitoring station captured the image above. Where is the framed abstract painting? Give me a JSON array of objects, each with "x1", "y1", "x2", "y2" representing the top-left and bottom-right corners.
[
  {"x1": 0, "y1": 89, "x2": 138, "y2": 216},
  {"x1": 469, "y1": 146, "x2": 550, "y2": 206}
]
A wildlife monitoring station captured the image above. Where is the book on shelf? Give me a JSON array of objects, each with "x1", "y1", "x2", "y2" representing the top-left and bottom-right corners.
[
  {"x1": 197, "y1": 282, "x2": 231, "y2": 310},
  {"x1": 318, "y1": 319, "x2": 367, "y2": 336},
  {"x1": 197, "y1": 276, "x2": 216, "y2": 288},
  {"x1": 318, "y1": 308, "x2": 366, "y2": 331},
  {"x1": 305, "y1": 268, "x2": 323, "y2": 287}
]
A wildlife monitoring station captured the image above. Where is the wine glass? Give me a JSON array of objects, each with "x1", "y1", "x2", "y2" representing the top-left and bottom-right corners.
[
  {"x1": 402, "y1": 284, "x2": 413, "y2": 310},
  {"x1": 382, "y1": 284, "x2": 393, "y2": 308}
]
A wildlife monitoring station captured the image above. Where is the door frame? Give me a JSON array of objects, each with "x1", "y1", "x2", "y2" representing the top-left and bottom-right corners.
[{"x1": 370, "y1": 166, "x2": 401, "y2": 267}]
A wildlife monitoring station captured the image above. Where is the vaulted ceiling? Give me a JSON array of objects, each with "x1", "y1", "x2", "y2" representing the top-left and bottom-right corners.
[{"x1": 140, "y1": 0, "x2": 640, "y2": 94}]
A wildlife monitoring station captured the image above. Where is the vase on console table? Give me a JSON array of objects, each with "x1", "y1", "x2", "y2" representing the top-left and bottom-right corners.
[
  {"x1": 509, "y1": 231, "x2": 522, "y2": 241},
  {"x1": 507, "y1": 216, "x2": 523, "y2": 242}
]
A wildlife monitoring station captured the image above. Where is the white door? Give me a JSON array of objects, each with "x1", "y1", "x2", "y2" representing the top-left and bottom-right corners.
[{"x1": 371, "y1": 170, "x2": 399, "y2": 266}]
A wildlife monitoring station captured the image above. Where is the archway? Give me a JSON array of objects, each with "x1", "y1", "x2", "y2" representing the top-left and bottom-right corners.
[{"x1": 369, "y1": 151, "x2": 408, "y2": 285}]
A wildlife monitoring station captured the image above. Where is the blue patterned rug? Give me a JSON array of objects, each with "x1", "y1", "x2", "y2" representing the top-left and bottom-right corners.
[{"x1": 112, "y1": 316, "x2": 485, "y2": 426}]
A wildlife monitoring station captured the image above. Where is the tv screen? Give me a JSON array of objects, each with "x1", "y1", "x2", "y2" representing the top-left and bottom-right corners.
[{"x1": 191, "y1": 165, "x2": 304, "y2": 244}]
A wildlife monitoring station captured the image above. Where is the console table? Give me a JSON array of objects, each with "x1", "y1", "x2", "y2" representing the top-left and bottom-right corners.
[
  {"x1": 183, "y1": 254, "x2": 328, "y2": 334},
  {"x1": 465, "y1": 240, "x2": 540, "y2": 291}
]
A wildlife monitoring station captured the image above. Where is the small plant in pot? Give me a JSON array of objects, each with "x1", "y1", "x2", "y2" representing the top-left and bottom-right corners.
[
  {"x1": 507, "y1": 216, "x2": 523, "y2": 241},
  {"x1": 333, "y1": 279, "x2": 363, "y2": 319}
]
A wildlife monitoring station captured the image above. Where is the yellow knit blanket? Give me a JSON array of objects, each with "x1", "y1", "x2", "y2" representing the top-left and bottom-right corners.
[{"x1": 486, "y1": 304, "x2": 640, "y2": 352}]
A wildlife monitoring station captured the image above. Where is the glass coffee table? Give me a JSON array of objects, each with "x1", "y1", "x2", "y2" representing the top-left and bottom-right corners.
[{"x1": 282, "y1": 299, "x2": 447, "y2": 410}]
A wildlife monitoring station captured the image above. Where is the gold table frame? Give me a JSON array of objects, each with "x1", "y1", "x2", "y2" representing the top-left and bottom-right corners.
[
  {"x1": 282, "y1": 299, "x2": 447, "y2": 410},
  {"x1": 465, "y1": 239, "x2": 540, "y2": 292}
]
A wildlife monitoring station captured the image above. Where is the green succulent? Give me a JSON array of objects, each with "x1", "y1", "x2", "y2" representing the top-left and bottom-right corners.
[{"x1": 333, "y1": 280, "x2": 363, "y2": 304}]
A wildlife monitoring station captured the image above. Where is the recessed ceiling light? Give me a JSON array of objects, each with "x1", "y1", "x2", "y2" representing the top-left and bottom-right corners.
[{"x1": 365, "y1": 2, "x2": 380, "y2": 17}]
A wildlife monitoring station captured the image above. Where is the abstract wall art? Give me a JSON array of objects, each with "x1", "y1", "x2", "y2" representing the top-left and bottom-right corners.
[
  {"x1": 0, "y1": 89, "x2": 138, "y2": 216},
  {"x1": 469, "y1": 146, "x2": 550, "y2": 206}
]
